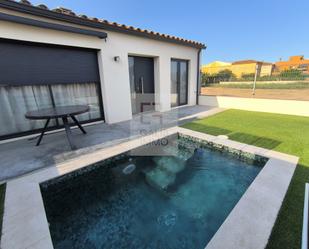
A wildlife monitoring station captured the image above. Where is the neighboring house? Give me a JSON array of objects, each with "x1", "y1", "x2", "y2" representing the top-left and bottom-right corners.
[
  {"x1": 230, "y1": 60, "x2": 273, "y2": 78},
  {"x1": 0, "y1": 0, "x2": 205, "y2": 140},
  {"x1": 275, "y1": 55, "x2": 309, "y2": 74},
  {"x1": 259, "y1": 63, "x2": 274, "y2": 77},
  {"x1": 202, "y1": 61, "x2": 232, "y2": 74},
  {"x1": 202, "y1": 60, "x2": 273, "y2": 78}
]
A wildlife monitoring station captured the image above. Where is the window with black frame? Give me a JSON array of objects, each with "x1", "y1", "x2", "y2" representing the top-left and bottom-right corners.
[{"x1": 171, "y1": 59, "x2": 189, "y2": 107}]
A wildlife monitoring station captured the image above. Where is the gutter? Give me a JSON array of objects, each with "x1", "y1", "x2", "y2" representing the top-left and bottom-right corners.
[
  {"x1": 196, "y1": 47, "x2": 206, "y2": 105},
  {"x1": 0, "y1": 12, "x2": 107, "y2": 39}
]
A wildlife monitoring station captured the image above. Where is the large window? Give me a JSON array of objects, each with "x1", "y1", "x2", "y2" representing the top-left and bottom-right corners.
[
  {"x1": 0, "y1": 83, "x2": 102, "y2": 139},
  {"x1": 0, "y1": 39, "x2": 103, "y2": 139},
  {"x1": 171, "y1": 59, "x2": 188, "y2": 107}
]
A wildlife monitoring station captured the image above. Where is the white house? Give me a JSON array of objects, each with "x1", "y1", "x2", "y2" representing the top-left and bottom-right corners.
[{"x1": 0, "y1": 0, "x2": 205, "y2": 140}]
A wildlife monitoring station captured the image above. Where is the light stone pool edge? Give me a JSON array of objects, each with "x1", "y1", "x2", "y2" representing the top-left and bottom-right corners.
[{"x1": 1, "y1": 127, "x2": 298, "y2": 249}]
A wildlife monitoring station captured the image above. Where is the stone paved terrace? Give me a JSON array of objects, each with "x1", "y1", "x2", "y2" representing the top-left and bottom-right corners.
[{"x1": 0, "y1": 105, "x2": 223, "y2": 181}]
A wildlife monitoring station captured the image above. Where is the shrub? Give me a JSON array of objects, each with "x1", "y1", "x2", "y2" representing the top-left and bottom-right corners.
[
  {"x1": 279, "y1": 69, "x2": 305, "y2": 80},
  {"x1": 241, "y1": 73, "x2": 255, "y2": 80},
  {"x1": 216, "y1": 69, "x2": 236, "y2": 81},
  {"x1": 201, "y1": 70, "x2": 237, "y2": 85}
]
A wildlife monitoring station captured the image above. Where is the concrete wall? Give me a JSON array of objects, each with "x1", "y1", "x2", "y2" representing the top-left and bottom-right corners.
[
  {"x1": 199, "y1": 95, "x2": 309, "y2": 117},
  {"x1": 0, "y1": 8, "x2": 199, "y2": 124}
]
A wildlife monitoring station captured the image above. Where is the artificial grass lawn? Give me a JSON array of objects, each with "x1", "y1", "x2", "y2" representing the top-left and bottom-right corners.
[
  {"x1": 0, "y1": 183, "x2": 6, "y2": 240},
  {"x1": 182, "y1": 109, "x2": 309, "y2": 249}
]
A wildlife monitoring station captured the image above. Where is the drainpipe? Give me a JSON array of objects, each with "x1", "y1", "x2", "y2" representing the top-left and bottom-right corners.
[{"x1": 196, "y1": 47, "x2": 205, "y2": 105}]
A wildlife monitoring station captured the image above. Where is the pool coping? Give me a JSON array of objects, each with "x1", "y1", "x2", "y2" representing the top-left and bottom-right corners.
[{"x1": 1, "y1": 127, "x2": 298, "y2": 249}]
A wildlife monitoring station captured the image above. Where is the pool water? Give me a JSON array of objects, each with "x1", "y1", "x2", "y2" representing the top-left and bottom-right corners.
[{"x1": 41, "y1": 135, "x2": 265, "y2": 249}]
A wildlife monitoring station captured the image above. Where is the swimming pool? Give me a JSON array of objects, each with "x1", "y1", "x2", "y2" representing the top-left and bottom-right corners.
[{"x1": 41, "y1": 134, "x2": 267, "y2": 249}]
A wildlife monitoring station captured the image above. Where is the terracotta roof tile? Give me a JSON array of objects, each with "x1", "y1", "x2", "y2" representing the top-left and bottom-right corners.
[
  {"x1": 90, "y1": 17, "x2": 98, "y2": 22},
  {"x1": 232, "y1": 60, "x2": 273, "y2": 65},
  {"x1": 12, "y1": 0, "x2": 206, "y2": 48},
  {"x1": 78, "y1": 14, "x2": 88, "y2": 19},
  {"x1": 52, "y1": 7, "x2": 75, "y2": 16},
  {"x1": 36, "y1": 4, "x2": 48, "y2": 10},
  {"x1": 232, "y1": 60, "x2": 258, "y2": 65},
  {"x1": 19, "y1": 0, "x2": 31, "y2": 5}
]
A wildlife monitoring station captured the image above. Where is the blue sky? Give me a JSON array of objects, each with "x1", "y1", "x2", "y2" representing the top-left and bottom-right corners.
[{"x1": 30, "y1": 0, "x2": 309, "y2": 65}]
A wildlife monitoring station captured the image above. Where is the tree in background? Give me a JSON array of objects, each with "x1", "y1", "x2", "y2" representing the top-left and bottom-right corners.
[
  {"x1": 201, "y1": 69, "x2": 236, "y2": 85},
  {"x1": 216, "y1": 69, "x2": 236, "y2": 82},
  {"x1": 201, "y1": 72, "x2": 211, "y2": 86}
]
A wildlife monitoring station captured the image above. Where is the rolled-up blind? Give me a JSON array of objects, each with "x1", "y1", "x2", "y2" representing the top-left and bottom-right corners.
[{"x1": 0, "y1": 39, "x2": 100, "y2": 85}]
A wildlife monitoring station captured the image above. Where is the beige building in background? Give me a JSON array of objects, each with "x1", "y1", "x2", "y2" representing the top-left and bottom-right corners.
[
  {"x1": 202, "y1": 60, "x2": 274, "y2": 78},
  {"x1": 202, "y1": 61, "x2": 231, "y2": 74},
  {"x1": 230, "y1": 60, "x2": 273, "y2": 78},
  {"x1": 259, "y1": 63, "x2": 274, "y2": 77}
]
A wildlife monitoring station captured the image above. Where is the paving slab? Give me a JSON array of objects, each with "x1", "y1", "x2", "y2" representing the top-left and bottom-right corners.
[{"x1": 0, "y1": 105, "x2": 223, "y2": 181}]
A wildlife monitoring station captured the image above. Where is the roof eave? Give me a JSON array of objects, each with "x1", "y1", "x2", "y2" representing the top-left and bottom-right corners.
[{"x1": 0, "y1": 0, "x2": 206, "y2": 49}]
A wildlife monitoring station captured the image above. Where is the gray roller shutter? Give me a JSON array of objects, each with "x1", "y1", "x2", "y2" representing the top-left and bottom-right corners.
[{"x1": 0, "y1": 39, "x2": 100, "y2": 85}]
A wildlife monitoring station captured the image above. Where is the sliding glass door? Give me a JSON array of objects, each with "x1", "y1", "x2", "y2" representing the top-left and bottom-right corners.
[
  {"x1": 171, "y1": 59, "x2": 188, "y2": 107},
  {"x1": 0, "y1": 39, "x2": 104, "y2": 140},
  {"x1": 0, "y1": 83, "x2": 102, "y2": 139}
]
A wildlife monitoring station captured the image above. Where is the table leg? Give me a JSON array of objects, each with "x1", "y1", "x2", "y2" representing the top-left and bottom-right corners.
[
  {"x1": 36, "y1": 118, "x2": 50, "y2": 146},
  {"x1": 70, "y1": 115, "x2": 87, "y2": 134},
  {"x1": 62, "y1": 116, "x2": 77, "y2": 150}
]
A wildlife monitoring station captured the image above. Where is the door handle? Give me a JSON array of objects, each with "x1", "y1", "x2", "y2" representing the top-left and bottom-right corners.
[{"x1": 140, "y1": 77, "x2": 144, "y2": 94}]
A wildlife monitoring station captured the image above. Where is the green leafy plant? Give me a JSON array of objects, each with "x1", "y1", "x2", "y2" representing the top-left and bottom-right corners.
[{"x1": 279, "y1": 69, "x2": 305, "y2": 80}]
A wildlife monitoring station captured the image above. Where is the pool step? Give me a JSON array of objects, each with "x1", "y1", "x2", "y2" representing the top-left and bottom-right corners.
[
  {"x1": 163, "y1": 139, "x2": 193, "y2": 161},
  {"x1": 153, "y1": 157, "x2": 186, "y2": 174},
  {"x1": 145, "y1": 149, "x2": 206, "y2": 193},
  {"x1": 145, "y1": 157, "x2": 186, "y2": 192}
]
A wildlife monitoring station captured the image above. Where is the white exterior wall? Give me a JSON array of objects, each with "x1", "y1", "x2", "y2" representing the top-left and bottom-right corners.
[
  {"x1": 0, "y1": 9, "x2": 199, "y2": 123},
  {"x1": 199, "y1": 95, "x2": 309, "y2": 117}
]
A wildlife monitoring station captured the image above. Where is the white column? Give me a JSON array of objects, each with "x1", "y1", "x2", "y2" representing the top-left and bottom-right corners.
[
  {"x1": 154, "y1": 55, "x2": 171, "y2": 112},
  {"x1": 97, "y1": 50, "x2": 132, "y2": 124}
]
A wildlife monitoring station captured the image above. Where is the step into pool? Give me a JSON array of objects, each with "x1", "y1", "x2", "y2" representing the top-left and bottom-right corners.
[{"x1": 40, "y1": 134, "x2": 267, "y2": 249}]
